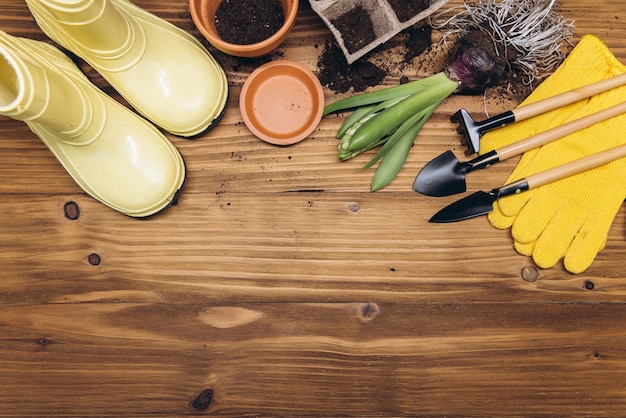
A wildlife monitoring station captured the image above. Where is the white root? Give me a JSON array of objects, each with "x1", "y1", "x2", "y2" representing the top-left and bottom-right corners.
[{"x1": 430, "y1": 0, "x2": 575, "y2": 86}]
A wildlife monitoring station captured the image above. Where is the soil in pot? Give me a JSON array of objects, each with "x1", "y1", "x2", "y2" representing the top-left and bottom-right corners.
[
  {"x1": 215, "y1": 0, "x2": 285, "y2": 45},
  {"x1": 330, "y1": 5, "x2": 376, "y2": 54},
  {"x1": 387, "y1": 0, "x2": 430, "y2": 22}
]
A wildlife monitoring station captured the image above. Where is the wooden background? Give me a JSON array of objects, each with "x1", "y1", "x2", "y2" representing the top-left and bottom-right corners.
[{"x1": 1, "y1": 0, "x2": 625, "y2": 415}]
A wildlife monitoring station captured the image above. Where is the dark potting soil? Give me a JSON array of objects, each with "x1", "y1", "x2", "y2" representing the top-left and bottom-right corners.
[
  {"x1": 317, "y1": 25, "x2": 433, "y2": 93},
  {"x1": 330, "y1": 6, "x2": 376, "y2": 54},
  {"x1": 214, "y1": 0, "x2": 284, "y2": 45},
  {"x1": 387, "y1": 0, "x2": 430, "y2": 22},
  {"x1": 317, "y1": 41, "x2": 387, "y2": 93},
  {"x1": 317, "y1": 22, "x2": 531, "y2": 105},
  {"x1": 403, "y1": 24, "x2": 433, "y2": 62}
]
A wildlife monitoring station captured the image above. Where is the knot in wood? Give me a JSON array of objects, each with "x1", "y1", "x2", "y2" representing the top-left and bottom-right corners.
[
  {"x1": 521, "y1": 266, "x2": 539, "y2": 282},
  {"x1": 191, "y1": 389, "x2": 213, "y2": 411},
  {"x1": 63, "y1": 201, "x2": 80, "y2": 220},
  {"x1": 357, "y1": 303, "x2": 380, "y2": 322},
  {"x1": 88, "y1": 253, "x2": 101, "y2": 266}
]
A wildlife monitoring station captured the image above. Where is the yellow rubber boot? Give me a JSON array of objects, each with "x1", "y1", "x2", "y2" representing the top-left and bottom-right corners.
[
  {"x1": 0, "y1": 30, "x2": 185, "y2": 217},
  {"x1": 26, "y1": 0, "x2": 229, "y2": 137}
]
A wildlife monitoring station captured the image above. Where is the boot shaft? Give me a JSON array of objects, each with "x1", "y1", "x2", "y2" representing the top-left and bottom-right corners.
[
  {"x1": 36, "y1": 0, "x2": 104, "y2": 22},
  {"x1": 0, "y1": 34, "x2": 101, "y2": 142},
  {"x1": 27, "y1": 0, "x2": 132, "y2": 53}
]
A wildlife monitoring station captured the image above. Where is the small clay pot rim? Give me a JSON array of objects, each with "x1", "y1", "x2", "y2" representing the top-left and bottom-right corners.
[
  {"x1": 239, "y1": 60, "x2": 324, "y2": 146},
  {"x1": 190, "y1": 0, "x2": 299, "y2": 58}
]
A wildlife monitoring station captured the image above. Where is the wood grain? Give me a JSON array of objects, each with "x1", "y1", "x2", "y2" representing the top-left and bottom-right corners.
[{"x1": 0, "y1": 0, "x2": 625, "y2": 416}]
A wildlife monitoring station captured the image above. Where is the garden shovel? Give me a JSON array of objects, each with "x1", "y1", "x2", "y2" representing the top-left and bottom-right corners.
[
  {"x1": 414, "y1": 101, "x2": 626, "y2": 197},
  {"x1": 429, "y1": 142, "x2": 626, "y2": 223}
]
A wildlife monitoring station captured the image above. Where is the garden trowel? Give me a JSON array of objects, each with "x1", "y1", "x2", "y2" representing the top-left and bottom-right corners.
[{"x1": 429, "y1": 142, "x2": 626, "y2": 223}]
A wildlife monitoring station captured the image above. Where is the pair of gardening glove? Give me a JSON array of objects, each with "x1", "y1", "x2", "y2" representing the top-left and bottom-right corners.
[{"x1": 478, "y1": 34, "x2": 626, "y2": 274}]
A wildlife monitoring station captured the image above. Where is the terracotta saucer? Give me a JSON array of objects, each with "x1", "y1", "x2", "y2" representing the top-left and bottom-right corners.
[{"x1": 239, "y1": 60, "x2": 324, "y2": 146}]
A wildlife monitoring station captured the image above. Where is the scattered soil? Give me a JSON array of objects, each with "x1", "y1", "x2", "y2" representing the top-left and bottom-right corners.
[
  {"x1": 403, "y1": 24, "x2": 433, "y2": 62},
  {"x1": 317, "y1": 22, "x2": 531, "y2": 105},
  {"x1": 215, "y1": 0, "x2": 284, "y2": 45},
  {"x1": 317, "y1": 41, "x2": 387, "y2": 93},
  {"x1": 202, "y1": 2, "x2": 530, "y2": 104},
  {"x1": 388, "y1": 0, "x2": 430, "y2": 22},
  {"x1": 317, "y1": 24, "x2": 433, "y2": 93},
  {"x1": 330, "y1": 6, "x2": 376, "y2": 54}
]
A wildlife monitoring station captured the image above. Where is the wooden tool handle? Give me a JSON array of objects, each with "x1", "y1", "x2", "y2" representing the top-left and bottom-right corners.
[
  {"x1": 497, "y1": 101, "x2": 626, "y2": 160},
  {"x1": 512, "y1": 73, "x2": 626, "y2": 122},
  {"x1": 525, "y1": 143, "x2": 626, "y2": 189}
]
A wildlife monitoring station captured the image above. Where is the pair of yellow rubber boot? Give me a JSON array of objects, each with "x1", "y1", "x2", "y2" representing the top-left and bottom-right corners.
[{"x1": 0, "y1": 0, "x2": 229, "y2": 217}]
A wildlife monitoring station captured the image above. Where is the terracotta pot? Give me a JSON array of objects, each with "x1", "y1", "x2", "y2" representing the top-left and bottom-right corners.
[{"x1": 189, "y1": 0, "x2": 299, "y2": 58}]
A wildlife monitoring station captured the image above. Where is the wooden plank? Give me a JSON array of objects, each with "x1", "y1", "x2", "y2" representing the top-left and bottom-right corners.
[
  {"x1": 0, "y1": 0, "x2": 625, "y2": 416},
  {"x1": 1, "y1": 302, "x2": 626, "y2": 416},
  {"x1": 1, "y1": 193, "x2": 625, "y2": 306}
]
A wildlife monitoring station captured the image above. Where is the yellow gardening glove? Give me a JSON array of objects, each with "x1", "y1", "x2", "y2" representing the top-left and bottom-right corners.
[
  {"x1": 507, "y1": 107, "x2": 626, "y2": 273},
  {"x1": 481, "y1": 35, "x2": 621, "y2": 228},
  {"x1": 480, "y1": 35, "x2": 626, "y2": 273}
]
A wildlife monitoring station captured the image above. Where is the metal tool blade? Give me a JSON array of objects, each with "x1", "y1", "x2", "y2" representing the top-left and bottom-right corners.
[
  {"x1": 413, "y1": 150, "x2": 468, "y2": 197},
  {"x1": 429, "y1": 190, "x2": 498, "y2": 223}
]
